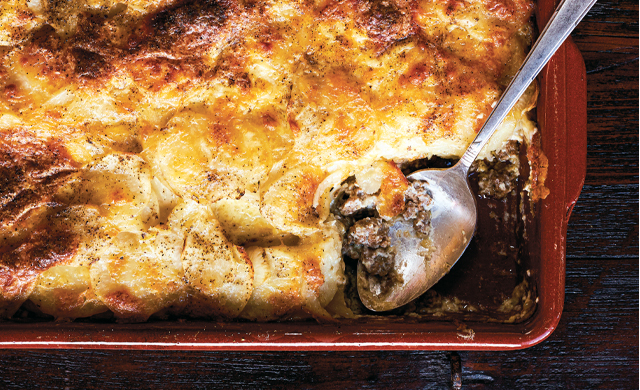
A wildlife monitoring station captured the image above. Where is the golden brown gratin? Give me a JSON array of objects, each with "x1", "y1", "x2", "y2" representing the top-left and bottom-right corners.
[{"x1": 0, "y1": 0, "x2": 541, "y2": 322}]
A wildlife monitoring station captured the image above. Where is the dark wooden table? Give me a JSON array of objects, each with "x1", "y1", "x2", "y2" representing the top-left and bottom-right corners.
[{"x1": 1, "y1": 1, "x2": 637, "y2": 388}]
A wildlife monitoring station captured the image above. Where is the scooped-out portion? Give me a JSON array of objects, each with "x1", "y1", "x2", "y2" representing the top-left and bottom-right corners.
[
  {"x1": 332, "y1": 178, "x2": 437, "y2": 299},
  {"x1": 335, "y1": 140, "x2": 538, "y2": 323}
]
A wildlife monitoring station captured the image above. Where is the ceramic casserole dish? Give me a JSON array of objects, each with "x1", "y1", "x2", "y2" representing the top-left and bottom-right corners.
[{"x1": 0, "y1": 0, "x2": 586, "y2": 350}]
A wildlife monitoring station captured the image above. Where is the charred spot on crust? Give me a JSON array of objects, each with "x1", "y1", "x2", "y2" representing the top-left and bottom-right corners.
[
  {"x1": 72, "y1": 48, "x2": 111, "y2": 79},
  {"x1": 445, "y1": 0, "x2": 466, "y2": 16},
  {"x1": 19, "y1": 25, "x2": 72, "y2": 81},
  {"x1": 0, "y1": 132, "x2": 78, "y2": 232},
  {"x1": 3, "y1": 84, "x2": 23, "y2": 103},
  {"x1": 19, "y1": 21, "x2": 117, "y2": 83},
  {"x1": 0, "y1": 221, "x2": 79, "y2": 296},
  {"x1": 73, "y1": 12, "x2": 123, "y2": 51},
  {"x1": 355, "y1": 0, "x2": 415, "y2": 49},
  {"x1": 319, "y1": 0, "x2": 416, "y2": 51},
  {"x1": 362, "y1": 0, "x2": 403, "y2": 35},
  {"x1": 137, "y1": 0, "x2": 231, "y2": 56},
  {"x1": 43, "y1": 0, "x2": 79, "y2": 29},
  {"x1": 15, "y1": 225, "x2": 78, "y2": 271},
  {"x1": 103, "y1": 289, "x2": 147, "y2": 321},
  {"x1": 17, "y1": 0, "x2": 240, "y2": 85}
]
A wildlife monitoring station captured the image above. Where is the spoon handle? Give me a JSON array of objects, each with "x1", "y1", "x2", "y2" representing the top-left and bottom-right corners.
[{"x1": 457, "y1": 0, "x2": 597, "y2": 172}]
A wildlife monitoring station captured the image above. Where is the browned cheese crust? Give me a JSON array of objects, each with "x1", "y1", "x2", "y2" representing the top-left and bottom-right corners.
[{"x1": 0, "y1": 0, "x2": 539, "y2": 321}]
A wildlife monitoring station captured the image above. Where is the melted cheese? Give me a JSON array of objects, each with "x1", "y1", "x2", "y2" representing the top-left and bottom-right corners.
[{"x1": 0, "y1": 0, "x2": 536, "y2": 321}]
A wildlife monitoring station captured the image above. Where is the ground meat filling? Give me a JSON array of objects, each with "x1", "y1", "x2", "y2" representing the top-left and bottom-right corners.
[
  {"x1": 344, "y1": 216, "x2": 399, "y2": 296},
  {"x1": 404, "y1": 181, "x2": 434, "y2": 235},
  {"x1": 335, "y1": 180, "x2": 434, "y2": 297},
  {"x1": 345, "y1": 217, "x2": 394, "y2": 277},
  {"x1": 339, "y1": 186, "x2": 377, "y2": 217},
  {"x1": 345, "y1": 217, "x2": 390, "y2": 258},
  {"x1": 472, "y1": 140, "x2": 521, "y2": 199}
]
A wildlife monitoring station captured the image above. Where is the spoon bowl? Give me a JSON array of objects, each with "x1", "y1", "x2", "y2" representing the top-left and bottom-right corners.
[{"x1": 357, "y1": 0, "x2": 597, "y2": 311}]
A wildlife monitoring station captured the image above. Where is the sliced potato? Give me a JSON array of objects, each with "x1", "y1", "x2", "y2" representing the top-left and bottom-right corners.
[
  {"x1": 169, "y1": 201, "x2": 254, "y2": 318},
  {"x1": 211, "y1": 191, "x2": 293, "y2": 246},
  {"x1": 90, "y1": 229, "x2": 186, "y2": 322},
  {"x1": 30, "y1": 265, "x2": 108, "y2": 320},
  {"x1": 240, "y1": 229, "x2": 344, "y2": 321},
  {"x1": 260, "y1": 163, "x2": 326, "y2": 236},
  {"x1": 27, "y1": 206, "x2": 113, "y2": 319},
  {"x1": 1, "y1": 205, "x2": 109, "y2": 318},
  {"x1": 77, "y1": 153, "x2": 160, "y2": 231}
]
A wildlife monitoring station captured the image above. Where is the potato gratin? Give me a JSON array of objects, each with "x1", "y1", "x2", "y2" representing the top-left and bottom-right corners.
[{"x1": 0, "y1": 0, "x2": 541, "y2": 322}]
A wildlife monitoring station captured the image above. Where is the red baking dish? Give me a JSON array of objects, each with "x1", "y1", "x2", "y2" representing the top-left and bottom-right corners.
[{"x1": 0, "y1": 0, "x2": 586, "y2": 351}]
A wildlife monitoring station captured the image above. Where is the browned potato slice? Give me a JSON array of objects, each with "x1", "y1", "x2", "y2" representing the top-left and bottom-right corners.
[
  {"x1": 90, "y1": 229, "x2": 186, "y2": 322},
  {"x1": 27, "y1": 206, "x2": 113, "y2": 319},
  {"x1": 260, "y1": 164, "x2": 327, "y2": 236},
  {"x1": 240, "y1": 229, "x2": 344, "y2": 321},
  {"x1": 75, "y1": 153, "x2": 160, "y2": 231},
  {"x1": 211, "y1": 192, "x2": 293, "y2": 246},
  {"x1": 30, "y1": 265, "x2": 108, "y2": 320},
  {"x1": 169, "y1": 201, "x2": 254, "y2": 318}
]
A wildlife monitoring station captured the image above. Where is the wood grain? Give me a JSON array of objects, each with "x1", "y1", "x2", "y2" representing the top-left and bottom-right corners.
[
  {"x1": 0, "y1": 1, "x2": 637, "y2": 388},
  {"x1": 0, "y1": 350, "x2": 453, "y2": 389},
  {"x1": 567, "y1": 184, "x2": 638, "y2": 258},
  {"x1": 574, "y1": 0, "x2": 638, "y2": 188}
]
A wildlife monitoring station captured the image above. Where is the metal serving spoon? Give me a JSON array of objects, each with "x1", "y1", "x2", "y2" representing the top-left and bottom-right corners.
[{"x1": 358, "y1": 0, "x2": 597, "y2": 312}]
